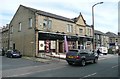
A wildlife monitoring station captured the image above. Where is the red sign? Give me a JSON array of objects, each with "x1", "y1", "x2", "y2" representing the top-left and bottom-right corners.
[{"x1": 46, "y1": 40, "x2": 49, "y2": 53}]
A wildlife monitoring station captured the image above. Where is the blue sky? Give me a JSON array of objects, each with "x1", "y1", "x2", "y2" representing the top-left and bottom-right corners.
[{"x1": 0, "y1": 0, "x2": 119, "y2": 34}]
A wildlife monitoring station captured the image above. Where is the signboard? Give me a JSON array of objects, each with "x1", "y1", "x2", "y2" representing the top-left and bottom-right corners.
[{"x1": 39, "y1": 41, "x2": 45, "y2": 50}]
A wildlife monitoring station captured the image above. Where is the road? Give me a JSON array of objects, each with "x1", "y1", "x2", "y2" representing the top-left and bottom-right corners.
[
  {"x1": 2, "y1": 56, "x2": 47, "y2": 70},
  {"x1": 1, "y1": 54, "x2": 119, "y2": 78}
]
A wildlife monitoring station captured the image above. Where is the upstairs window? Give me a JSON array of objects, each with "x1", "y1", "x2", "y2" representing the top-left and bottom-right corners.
[
  {"x1": 67, "y1": 24, "x2": 73, "y2": 33},
  {"x1": 11, "y1": 25, "x2": 13, "y2": 34},
  {"x1": 43, "y1": 19, "x2": 47, "y2": 28},
  {"x1": 48, "y1": 20, "x2": 52, "y2": 29},
  {"x1": 43, "y1": 19, "x2": 52, "y2": 29},
  {"x1": 87, "y1": 28, "x2": 89, "y2": 35},
  {"x1": 110, "y1": 39, "x2": 112, "y2": 43},
  {"x1": 89, "y1": 29, "x2": 91, "y2": 36},
  {"x1": 18, "y1": 22, "x2": 21, "y2": 32},
  {"x1": 79, "y1": 28, "x2": 83, "y2": 35},
  {"x1": 29, "y1": 18, "x2": 32, "y2": 28}
]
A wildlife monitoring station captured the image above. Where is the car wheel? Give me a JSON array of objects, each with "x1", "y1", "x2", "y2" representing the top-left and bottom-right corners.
[
  {"x1": 10, "y1": 55, "x2": 13, "y2": 58},
  {"x1": 94, "y1": 58, "x2": 98, "y2": 63},
  {"x1": 68, "y1": 62, "x2": 73, "y2": 65},
  {"x1": 81, "y1": 59, "x2": 86, "y2": 66}
]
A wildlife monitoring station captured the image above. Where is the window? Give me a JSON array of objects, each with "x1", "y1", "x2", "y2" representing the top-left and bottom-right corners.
[
  {"x1": 86, "y1": 28, "x2": 89, "y2": 35},
  {"x1": 43, "y1": 19, "x2": 47, "y2": 28},
  {"x1": 79, "y1": 28, "x2": 83, "y2": 35},
  {"x1": 43, "y1": 19, "x2": 52, "y2": 29},
  {"x1": 29, "y1": 18, "x2": 32, "y2": 28},
  {"x1": 48, "y1": 20, "x2": 52, "y2": 29},
  {"x1": 67, "y1": 24, "x2": 73, "y2": 33},
  {"x1": 116, "y1": 39, "x2": 118, "y2": 42},
  {"x1": 110, "y1": 39, "x2": 112, "y2": 43},
  {"x1": 11, "y1": 25, "x2": 13, "y2": 33},
  {"x1": 89, "y1": 29, "x2": 91, "y2": 36},
  {"x1": 18, "y1": 22, "x2": 21, "y2": 32},
  {"x1": 97, "y1": 35, "x2": 100, "y2": 39}
]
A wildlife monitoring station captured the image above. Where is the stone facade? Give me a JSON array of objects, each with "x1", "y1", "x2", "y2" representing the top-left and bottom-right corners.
[
  {"x1": 94, "y1": 30, "x2": 109, "y2": 49},
  {"x1": 106, "y1": 32, "x2": 118, "y2": 51},
  {"x1": 9, "y1": 5, "x2": 93, "y2": 57},
  {"x1": 2, "y1": 24, "x2": 9, "y2": 51}
]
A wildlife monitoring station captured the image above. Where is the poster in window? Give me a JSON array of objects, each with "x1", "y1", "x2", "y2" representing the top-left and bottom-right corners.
[
  {"x1": 39, "y1": 41, "x2": 45, "y2": 50},
  {"x1": 51, "y1": 41, "x2": 56, "y2": 49}
]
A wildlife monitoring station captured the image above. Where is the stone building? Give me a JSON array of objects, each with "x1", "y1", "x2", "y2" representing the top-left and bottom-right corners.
[
  {"x1": 106, "y1": 32, "x2": 118, "y2": 51},
  {"x1": 9, "y1": 5, "x2": 93, "y2": 57},
  {"x1": 2, "y1": 24, "x2": 9, "y2": 51},
  {"x1": 94, "y1": 30, "x2": 109, "y2": 49}
]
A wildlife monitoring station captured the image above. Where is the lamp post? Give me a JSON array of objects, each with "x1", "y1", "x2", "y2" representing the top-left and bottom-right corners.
[{"x1": 92, "y1": 2, "x2": 103, "y2": 52}]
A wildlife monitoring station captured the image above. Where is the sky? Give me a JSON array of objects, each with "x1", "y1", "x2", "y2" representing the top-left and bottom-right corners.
[{"x1": 0, "y1": 0, "x2": 119, "y2": 34}]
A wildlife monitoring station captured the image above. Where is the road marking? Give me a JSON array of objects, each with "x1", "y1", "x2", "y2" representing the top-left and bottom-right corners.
[
  {"x1": 84, "y1": 73, "x2": 97, "y2": 77},
  {"x1": 98, "y1": 58, "x2": 106, "y2": 60},
  {"x1": 112, "y1": 65, "x2": 118, "y2": 68},
  {"x1": 7, "y1": 65, "x2": 66, "y2": 77}
]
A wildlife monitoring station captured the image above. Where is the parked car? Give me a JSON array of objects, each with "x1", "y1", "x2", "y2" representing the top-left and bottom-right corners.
[
  {"x1": 6, "y1": 49, "x2": 22, "y2": 58},
  {"x1": 66, "y1": 49, "x2": 99, "y2": 66}
]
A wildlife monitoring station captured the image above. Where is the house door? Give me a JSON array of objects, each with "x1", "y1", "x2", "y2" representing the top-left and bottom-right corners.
[{"x1": 13, "y1": 43, "x2": 15, "y2": 50}]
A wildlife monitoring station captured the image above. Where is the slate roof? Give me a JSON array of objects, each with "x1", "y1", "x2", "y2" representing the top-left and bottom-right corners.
[
  {"x1": 94, "y1": 30, "x2": 105, "y2": 35},
  {"x1": 21, "y1": 5, "x2": 74, "y2": 23},
  {"x1": 106, "y1": 32, "x2": 118, "y2": 37}
]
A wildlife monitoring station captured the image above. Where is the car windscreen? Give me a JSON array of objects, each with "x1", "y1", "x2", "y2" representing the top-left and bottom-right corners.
[
  {"x1": 12, "y1": 50, "x2": 20, "y2": 54},
  {"x1": 67, "y1": 50, "x2": 79, "y2": 56}
]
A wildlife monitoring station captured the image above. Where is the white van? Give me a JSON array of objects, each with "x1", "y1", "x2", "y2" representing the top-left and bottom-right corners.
[{"x1": 96, "y1": 47, "x2": 108, "y2": 55}]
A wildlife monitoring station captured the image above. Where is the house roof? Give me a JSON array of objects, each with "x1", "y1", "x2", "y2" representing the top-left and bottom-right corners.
[
  {"x1": 21, "y1": 5, "x2": 74, "y2": 23},
  {"x1": 94, "y1": 30, "x2": 105, "y2": 35},
  {"x1": 71, "y1": 12, "x2": 86, "y2": 24},
  {"x1": 106, "y1": 32, "x2": 118, "y2": 37}
]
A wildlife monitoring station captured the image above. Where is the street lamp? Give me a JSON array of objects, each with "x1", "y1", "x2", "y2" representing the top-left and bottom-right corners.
[{"x1": 92, "y1": 2, "x2": 103, "y2": 52}]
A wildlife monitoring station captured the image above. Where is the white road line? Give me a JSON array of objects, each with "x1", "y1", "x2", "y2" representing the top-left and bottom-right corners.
[
  {"x1": 8, "y1": 65, "x2": 66, "y2": 77},
  {"x1": 98, "y1": 58, "x2": 106, "y2": 60},
  {"x1": 112, "y1": 65, "x2": 118, "y2": 68},
  {"x1": 84, "y1": 73, "x2": 97, "y2": 77}
]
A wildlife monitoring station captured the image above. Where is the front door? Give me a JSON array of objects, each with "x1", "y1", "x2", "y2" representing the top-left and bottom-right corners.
[{"x1": 13, "y1": 43, "x2": 15, "y2": 50}]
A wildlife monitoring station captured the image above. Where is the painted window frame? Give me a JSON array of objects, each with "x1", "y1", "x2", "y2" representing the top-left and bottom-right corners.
[
  {"x1": 18, "y1": 22, "x2": 22, "y2": 32},
  {"x1": 29, "y1": 18, "x2": 32, "y2": 28}
]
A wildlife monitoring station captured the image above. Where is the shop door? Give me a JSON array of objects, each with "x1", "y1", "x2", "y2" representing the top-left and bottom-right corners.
[{"x1": 59, "y1": 42, "x2": 63, "y2": 53}]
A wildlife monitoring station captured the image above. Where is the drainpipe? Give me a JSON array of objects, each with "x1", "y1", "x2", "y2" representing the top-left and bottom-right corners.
[{"x1": 35, "y1": 13, "x2": 39, "y2": 57}]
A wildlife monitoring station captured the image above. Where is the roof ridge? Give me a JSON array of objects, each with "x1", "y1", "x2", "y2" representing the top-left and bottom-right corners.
[{"x1": 20, "y1": 5, "x2": 74, "y2": 23}]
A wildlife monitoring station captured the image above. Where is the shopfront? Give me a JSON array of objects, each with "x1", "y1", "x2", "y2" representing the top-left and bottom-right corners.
[{"x1": 38, "y1": 32, "x2": 78, "y2": 53}]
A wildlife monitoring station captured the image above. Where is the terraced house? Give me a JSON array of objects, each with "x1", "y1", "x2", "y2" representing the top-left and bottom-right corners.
[
  {"x1": 0, "y1": 27, "x2": 2, "y2": 49},
  {"x1": 2, "y1": 24, "x2": 10, "y2": 51},
  {"x1": 9, "y1": 5, "x2": 93, "y2": 57}
]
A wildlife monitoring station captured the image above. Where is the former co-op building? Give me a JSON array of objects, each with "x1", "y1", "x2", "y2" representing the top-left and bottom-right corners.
[{"x1": 9, "y1": 5, "x2": 93, "y2": 57}]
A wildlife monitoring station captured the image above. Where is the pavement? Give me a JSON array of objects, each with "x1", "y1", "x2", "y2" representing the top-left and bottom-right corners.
[{"x1": 23, "y1": 52, "x2": 118, "y2": 63}]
